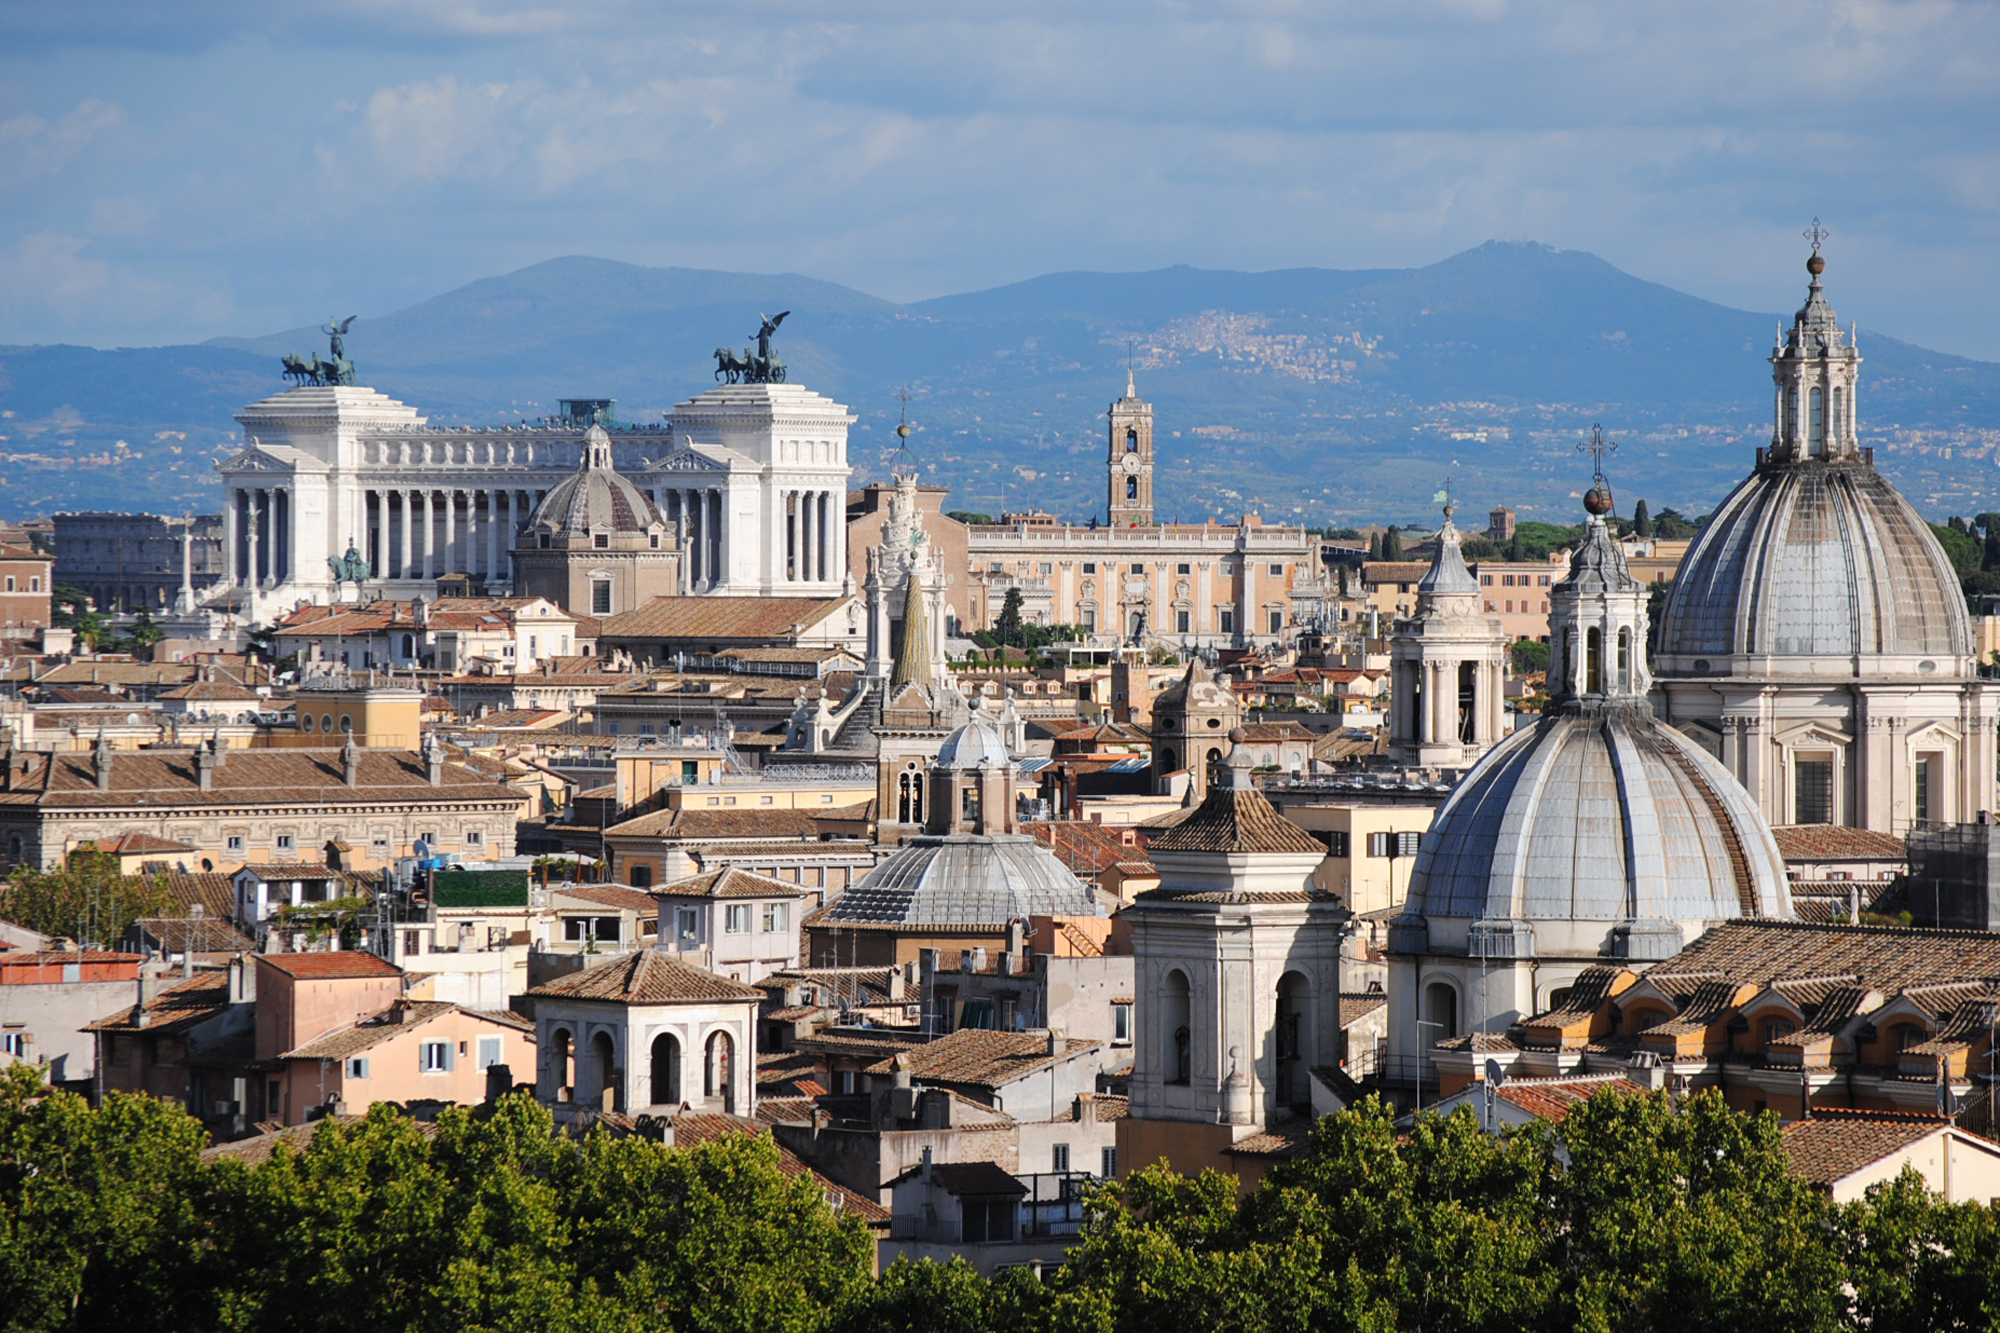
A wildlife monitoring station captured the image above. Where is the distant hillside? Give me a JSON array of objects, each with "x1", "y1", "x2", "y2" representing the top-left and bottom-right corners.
[{"x1": 4, "y1": 244, "x2": 1997, "y2": 524}]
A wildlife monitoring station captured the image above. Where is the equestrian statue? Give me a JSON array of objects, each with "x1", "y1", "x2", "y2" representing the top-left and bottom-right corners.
[
  {"x1": 281, "y1": 316, "x2": 358, "y2": 387},
  {"x1": 713, "y1": 310, "x2": 790, "y2": 384}
]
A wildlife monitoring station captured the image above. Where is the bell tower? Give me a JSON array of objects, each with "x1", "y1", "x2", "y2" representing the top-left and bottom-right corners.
[
  {"x1": 1768, "y1": 221, "x2": 1863, "y2": 466},
  {"x1": 1108, "y1": 370, "x2": 1154, "y2": 527}
]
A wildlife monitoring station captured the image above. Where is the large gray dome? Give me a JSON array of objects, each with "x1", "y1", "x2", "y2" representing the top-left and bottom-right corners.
[
  {"x1": 1403, "y1": 706, "x2": 1791, "y2": 952},
  {"x1": 1656, "y1": 461, "x2": 1970, "y2": 666},
  {"x1": 527, "y1": 425, "x2": 662, "y2": 538},
  {"x1": 822, "y1": 834, "x2": 1102, "y2": 928}
]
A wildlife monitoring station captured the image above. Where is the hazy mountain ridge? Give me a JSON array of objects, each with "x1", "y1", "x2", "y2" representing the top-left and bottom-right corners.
[{"x1": 3, "y1": 243, "x2": 1998, "y2": 523}]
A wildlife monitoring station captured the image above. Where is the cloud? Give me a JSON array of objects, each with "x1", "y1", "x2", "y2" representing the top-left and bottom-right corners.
[{"x1": 0, "y1": 99, "x2": 127, "y2": 185}]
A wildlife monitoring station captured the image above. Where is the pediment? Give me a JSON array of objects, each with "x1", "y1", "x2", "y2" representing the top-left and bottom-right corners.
[{"x1": 644, "y1": 441, "x2": 743, "y2": 474}]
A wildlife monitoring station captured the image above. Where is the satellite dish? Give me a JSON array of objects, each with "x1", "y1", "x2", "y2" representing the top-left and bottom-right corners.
[{"x1": 1484, "y1": 1057, "x2": 1507, "y2": 1089}]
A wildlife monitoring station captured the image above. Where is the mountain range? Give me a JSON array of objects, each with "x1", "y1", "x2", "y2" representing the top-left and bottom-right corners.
[{"x1": 2, "y1": 242, "x2": 1997, "y2": 526}]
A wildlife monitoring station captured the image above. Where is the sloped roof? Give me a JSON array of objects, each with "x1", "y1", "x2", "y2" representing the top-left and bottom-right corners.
[
  {"x1": 1144, "y1": 783, "x2": 1323, "y2": 856},
  {"x1": 552, "y1": 884, "x2": 661, "y2": 914},
  {"x1": 526, "y1": 950, "x2": 762, "y2": 1004},
  {"x1": 1770, "y1": 825, "x2": 1908, "y2": 862},
  {"x1": 652, "y1": 866, "x2": 806, "y2": 900},
  {"x1": 598, "y1": 596, "x2": 848, "y2": 643},
  {"x1": 1781, "y1": 1110, "x2": 1955, "y2": 1188},
  {"x1": 87, "y1": 969, "x2": 231, "y2": 1035},
  {"x1": 1495, "y1": 1075, "x2": 1648, "y2": 1123},
  {"x1": 256, "y1": 952, "x2": 401, "y2": 980},
  {"x1": 861, "y1": 1028, "x2": 1099, "y2": 1090},
  {"x1": 886, "y1": 1160, "x2": 1027, "y2": 1195},
  {"x1": 0, "y1": 747, "x2": 520, "y2": 810}
]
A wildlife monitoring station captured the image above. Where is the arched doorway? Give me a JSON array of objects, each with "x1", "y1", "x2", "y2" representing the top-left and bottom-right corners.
[
  {"x1": 1424, "y1": 982, "x2": 1459, "y2": 1038},
  {"x1": 589, "y1": 1031, "x2": 617, "y2": 1110},
  {"x1": 1275, "y1": 972, "x2": 1311, "y2": 1111},
  {"x1": 1163, "y1": 969, "x2": 1192, "y2": 1086},
  {"x1": 705, "y1": 1031, "x2": 735, "y2": 1113},
  {"x1": 650, "y1": 1033, "x2": 681, "y2": 1106}
]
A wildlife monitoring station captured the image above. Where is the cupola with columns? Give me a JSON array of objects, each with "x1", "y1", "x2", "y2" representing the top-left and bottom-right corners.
[{"x1": 1388, "y1": 497, "x2": 1508, "y2": 770}]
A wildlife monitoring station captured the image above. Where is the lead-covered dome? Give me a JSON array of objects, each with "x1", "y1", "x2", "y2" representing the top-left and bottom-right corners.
[
  {"x1": 822, "y1": 835, "x2": 1102, "y2": 928},
  {"x1": 1655, "y1": 463, "x2": 1970, "y2": 664},
  {"x1": 527, "y1": 425, "x2": 663, "y2": 542}
]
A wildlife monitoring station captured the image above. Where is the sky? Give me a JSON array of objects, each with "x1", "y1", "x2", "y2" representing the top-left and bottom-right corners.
[{"x1": 2, "y1": 1, "x2": 1998, "y2": 357}]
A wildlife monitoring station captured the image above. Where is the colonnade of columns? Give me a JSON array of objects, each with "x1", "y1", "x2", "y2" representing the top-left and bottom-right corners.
[
  {"x1": 1399, "y1": 657, "x2": 1504, "y2": 748},
  {"x1": 783, "y1": 489, "x2": 834, "y2": 584},
  {"x1": 362, "y1": 488, "x2": 544, "y2": 584},
  {"x1": 655, "y1": 488, "x2": 725, "y2": 590},
  {"x1": 224, "y1": 486, "x2": 290, "y2": 587}
]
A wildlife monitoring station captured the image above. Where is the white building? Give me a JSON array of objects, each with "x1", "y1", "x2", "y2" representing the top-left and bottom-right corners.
[{"x1": 216, "y1": 374, "x2": 854, "y2": 613}]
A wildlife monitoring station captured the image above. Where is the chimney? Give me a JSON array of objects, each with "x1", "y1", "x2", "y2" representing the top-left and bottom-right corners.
[
  {"x1": 485, "y1": 1062, "x2": 512, "y2": 1104},
  {"x1": 228, "y1": 953, "x2": 249, "y2": 1004},
  {"x1": 1075, "y1": 1092, "x2": 1096, "y2": 1124},
  {"x1": 1006, "y1": 917, "x2": 1027, "y2": 962},
  {"x1": 887, "y1": 964, "x2": 906, "y2": 1002},
  {"x1": 919, "y1": 1144, "x2": 934, "y2": 1182},
  {"x1": 196, "y1": 735, "x2": 220, "y2": 792},
  {"x1": 423, "y1": 732, "x2": 444, "y2": 787},
  {"x1": 1047, "y1": 1027, "x2": 1066, "y2": 1057},
  {"x1": 970, "y1": 946, "x2": 988, "y2": 973}
]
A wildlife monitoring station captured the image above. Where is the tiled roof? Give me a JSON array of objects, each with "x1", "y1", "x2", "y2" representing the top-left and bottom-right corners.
[
  {"x1": 0, "y1": 747, "x2": 520, "y2": 809},
  {"x1": 148, "y1": 873, "x2": 237, "y2": 918},
  {"x1": 1649, "y1": 921, "x2": 2000, "y2": 996},
  {"x1": 861, "y1": 1028, "x2": 1100, "y2": 1090},
  {"x1": 689, "y1": 839, "x2": 874, "y2": 862},
  {"x1": 527, "y1": 950, "x2": 762, "y2": 1003},
  {"x1": 1224, "y1": 1124, "x2": 1314, "y2": 1159},
  {"x1": 1781, "y1": 1110, "x2": 1952, "y2": 1187},
  {"x1": 793, "y1": 1029, "x2": 930, "y2": 1060},
  {"x1": 1361, "y1": 561, "x2": 1431, "y2": 585},
  {"x1": 652, "y1": 866, "x2": 807, "y2": 900},
  {"x1": 607, "y1": 806, "x2": 866, "y2": 840},
  {"x1": 887, "y1": 1160, "x2": 1027, "y2": 1195},
  {"x1": 1339, "y1": 993, "x2": 1387, "y2": 1027},
  {"x1": 1495, "y1": 1075, "x2": 1648, "y2": 1123},
  {"x1": 87, "y1": 969, "x2": 231, "y2": 1035},
  {"x1": 130, "y1": 916, "x2": 255, "y2": 954},
  {"x1": 235, "y1": 863, "x2": 349, "y2": 881},
  {"x1": 1143, "y1": 785, "x2": 1323, "y2": 857},
  {"x1": 257, "y1": 952, "x2": 402, "y2": 980},
  {"x1": 553, "y1": 884, "x2": 661, "y2": 914},
  {"x1": 597, "y1": 596, "x2": 849, "y2": 643},
  {"x1": 81, "y1": 832, "x2": 198, "y2": 854},
  {"x1": 1090, "y1": 1094, "x2": 1130, "y2": 1121},
  {"x1": 282, "y1": 1001, "x2": 459, "y2": 1059},
  {"x1": 1771, "y1": 825, "x2": 1908, "y2": 862}
]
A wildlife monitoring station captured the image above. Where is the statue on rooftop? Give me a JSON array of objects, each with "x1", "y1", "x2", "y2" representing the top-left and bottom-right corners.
[
  {"x1": 713, "y1": 310, "x2": 790, "y2": 384},
  {"x1": 281, "y1": 316, "x2": 357, "y2": 387}
]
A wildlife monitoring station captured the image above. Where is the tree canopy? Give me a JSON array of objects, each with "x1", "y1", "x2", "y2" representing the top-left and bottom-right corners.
[
  {"x1": 5, "y1": 1071, "x2": 1999, "y2": 1333},
  {"x1": 0, "y1": 850, "x2": 171, "y2": 947}
]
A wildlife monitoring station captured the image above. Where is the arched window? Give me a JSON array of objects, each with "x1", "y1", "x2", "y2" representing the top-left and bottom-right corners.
[
  {"x1": 897, "y1": 772, "x2": 913, "y2": 823},
  {"x1": 1832, "y1": 386, "x2": 1845, "y2": 444},
  {"x1": 1617, "y1": 627, "x2": 1631, "y2": 692},
  {"x1": 1159, "y1": 746, "x2": 1178, "y2": 774},
  {"x1": 589, "y1": 1031, "x2": 617, "y2": 1109},
  {"x1": 1809, "y1": 386, "x2": 1825, "y2": 455},
  {"x1": 650, "y1": 1033, "x2": 681, "y2": 1106},
  {"x1": 1126, "y1": 476, "x2": 1139, "y2": 501},
  {"x1": 1163, "y1": 969, "x2": 1192, "y2": 1085},
  {"x1": 1586, "y1": 626, "x2": 1603, "y2": 694},
  {"x1": 1557, "y1": 627, "x2": 1573, "y2": 695},
  {"x1": 1125, "y1": 428, "x2": 1139, "y2": 453},
  {"x1": 550, "y1": 1028, "x2": 573, "y2": 1100},
  {"x1": 1788, "y1": 387, "x2": 1799, "y2": 440},
  {"x1": 705, "y1": 1031, "x2": 735, "y2": 1112},
  {"x1": 1424, "y1": 982, "x2": 1459, "y2": 1038},
  {"x1": 1276, "y1": 972, "x2": 1310, "y2": 1109}
]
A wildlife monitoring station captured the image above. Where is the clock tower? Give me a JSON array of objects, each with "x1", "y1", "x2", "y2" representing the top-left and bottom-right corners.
[{"x1": 1108, "y1": 371, "x2": 1155, "y2": 527}]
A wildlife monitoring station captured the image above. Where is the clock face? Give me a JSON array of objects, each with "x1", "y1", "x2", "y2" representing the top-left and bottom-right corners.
[{"x1": 1122, "y1": 454, "x2": 1142, "y2": 473}]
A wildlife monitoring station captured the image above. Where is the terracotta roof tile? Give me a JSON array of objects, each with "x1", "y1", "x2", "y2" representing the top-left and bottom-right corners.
[
  {"x1": 553, "y1": 885, "x2": 660, "y2": 913},
  {"x1": 887, "y1": 1160, "x2": 1026, "y2": 1195},
  {"x1": 1224, "y1": 1124, "x2": 1314, "y2": 1158},
  {"x1": 1650, "y1": 921, "x2": 2000, "y2": 996},
  {"x1": 1781, "y1": 1109, "x2": 1952, "y2": 1187},
  {"x1": 1143, "y1": 785, "x2": 1324, "y2": 857},
  {"x1": 654, "y1": 1112, "x2": 890, "y2": 1223},
  {"x1": 1495, "y1": 1075, "x2": 1648, "y2": 1123},
  {"x1": 1339, "y1": 993, "x2": 1387, "y2": 1027},
  {"x1": 1, "y1": 747, "x2": 519, "y2": 810},
  {"x1": 256, "y1": 952, "x2": 402, "y2": 980},
  {"x1": 862, "y1": 1028, "x2": 1100, "y2": 1090},
  {"x1": 1771, "y1": 825, "x2": 1908, "y2": 862},
  {"x1": 598, "y1": 596, "x2": 848, "y2": 643},
  {"x1": 526, "y1": 950, "x2": 762, "y2": 1003},
  {"x1": 87, "y1": 969, "x2": 231, "y2": 1034},
  {"x1": 652, "y1": 866, "x2": 808, "y2": 900}
]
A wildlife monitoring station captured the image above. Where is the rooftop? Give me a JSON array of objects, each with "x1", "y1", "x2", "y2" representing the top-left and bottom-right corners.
[
  {"x1": 1781, "y1": 1109, "x2": 1955, "y2": 1188},
  {"x1": 526, "y1": 950, "x2": 763, "y2": 1004},
  {"x1": 862, "y1": 1028, "x2": 1100, "y2": 1090}
]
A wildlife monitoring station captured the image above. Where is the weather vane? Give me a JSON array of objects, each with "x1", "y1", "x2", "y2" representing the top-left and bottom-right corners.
[
  {"x1": 1577, "y1": 423, "x2": 1617, "y2": 483},
  {"x1": 1804, "y1": 217, "x2": 1829, "y2": 256}
]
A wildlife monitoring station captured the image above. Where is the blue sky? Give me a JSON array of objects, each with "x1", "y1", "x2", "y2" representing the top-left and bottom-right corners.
[{"x1": 3, "y1": 1, "x2": 1998, "y2": 356}]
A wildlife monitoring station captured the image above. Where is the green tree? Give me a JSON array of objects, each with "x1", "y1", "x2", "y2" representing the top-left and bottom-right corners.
[
  {"x1": 1838, "y1": 1170, "x2": 2000, "y2": 1332},
  {"x1": 1381, "y1": 526, "x2": 1403, "y2": 561},
  {"x1": 945, "y1": 511, "x2": 995, "y2": 527},
  {"x1": 1930, "y1": 522, "x2": 1982, "y2": 580},
  {"x1": 1652, "y1": 508, "x2": 1695, "y2": 540},
  {"x1": 1507, "y1": 530, "x2": 1525, "y2": 562},
  {"x1": 0, "y1": 850, "x2": 170, "y2": 947},
  {"x1": 129, "y1": 611, "x2": 166, "y2": 649},
  {"x1": 1632, "y1": 499, "x2": 1651, "y2": 538},
  {"x1": 1511, "y1": 639, "x2": 1550, "y2": 675},
  {"x1": 995, "y1": 588, "x2": 1024, "y2": 649},
  {"x1": 1368, "y1": 531, "x2": 1383, "y2": 560},
  {"x1": 0, "y1": 1065, "x2": 217, "y2": 1333}
]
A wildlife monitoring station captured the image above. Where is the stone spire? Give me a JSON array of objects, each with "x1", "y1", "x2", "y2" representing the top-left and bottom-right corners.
[
  {"x1": 892, "y1": 560, "x2": 934, "y2": 692},
  {"x1": 1770, "y1": 230, "x2": 1863, "y2": 465},
  {"x1": 1416, "y1": 502, "x2": 1480, "y2": 601},
  {"x1": 1548, "y1": 466, "x2": 1649, "y2": 707},
  {"x1": 1389, "y1": 495, "x2": 1507, "y2": 770}
]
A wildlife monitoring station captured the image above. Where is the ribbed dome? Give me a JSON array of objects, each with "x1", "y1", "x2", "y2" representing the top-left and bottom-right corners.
[
  {"x1": 935, "y1": 704, "x2": 1012, "y2": 769},
  {"x1": 527, "y1": 426, "x2": 662, "y2": 537},
  {"x1": 1404, "y1": 706, "x2": 1792, "y2": 943},
  {"x1": 822, "y1": 835, "x2": 1101, "y2": 927},
  {"x1": 1656, "y1": 462, "x2": 1970, "y2": 664}
]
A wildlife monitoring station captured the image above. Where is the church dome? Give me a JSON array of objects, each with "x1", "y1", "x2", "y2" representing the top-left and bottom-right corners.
[
  {"x1": 1395, "y1": 508, "x2": 1791, "y2": 962},
  {"x1": 1656, "y1": 251, "x2": 1971, "y2": 671},
  {"x1": 821, "y1": 835, "x2": 1102, "y2": 928},
  {"x1": 527, "y1": 425, "x2": 662, "y2": 540},
  {"x1": 1655, "y1": 463, "x2": 1970, "y2": 665},
  {"x1": 935, "y1": 703, "x2": 1013, "y2": 769}
]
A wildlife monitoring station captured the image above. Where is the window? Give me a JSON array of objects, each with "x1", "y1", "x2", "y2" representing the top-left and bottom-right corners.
[
  {"x1": 1130, "y1": 562, "x2": 1144, "y2": 574},
  {"x1": 466, "y1": 829, "x2": 483, "y2": 846},
  {"x1": 1, "y1": 1031, "x2": 25, "y2": 1057},
  {"x1": 2, "y1": 578, "x2": 11, "y2": 592},
  {"x1": 1082, "y1": 562, "x2": 1096, "y2": 574},
  {"x1": 1112, "y1": 1003, "x2": 1132, "y2": 1043},
  {"x1": 28, "y1": 578, "x2": 37, "y2": 592},
  {"x1": 1367, "y1": 831, "x2": 1422, "y2": 857},
  {"x1": 591, "y1": 580, "x2": 612, "y2": 615},
  {"x1": 593, "y1": 532, "x2": 610, "y2": 548},
  {"x1": 1269, "y1": 609, "x2": 1283, "y2": 634},
  {"x1": 1039, "y1": 562, "x2": 1053, "y2": 576},
  {"x1": 420, "y1": 1041, "x2": 452, "y2": 1073},
  {"x1": 276, "y1": 834, "x2": 293, "y2": 851},
  {"x1": 676, "y1": 907, "x2": 698, "y2": 942},
  {"x1": 1051, "y1": 1143, "x2": 1070, "y2": 1173},
  {"x1": 1177, "y1": 610, "x2": 1190, "y2": 634},
  {"x1": 1163, "y1": 969, "x2": 1192, "y2": 1085},
  {"x1": 1794, "y1": 758, "x2": 1834, "y2": 825},
  {"x1": 1219, "y1": 608, "x2": 1235, "y2": 633},
  {"x1": 1481, "y1": 574, "x2": 1493, "y2": 586},
  {"x1": 1101, "y1": 1146, "x2": 1117, "y2": 1179},
  {"x1": 403, "y1": 930, "x2": 422, "y2": 956},
  {"x1": 1809, "y1": 386, "x2": 1825, "y2": 454},
  {"x1": 762, "y1": 903, "x2": 789, "y2": 933},
  {"x1": 630, "y1": 864, "x2": 652, "y2": 888},
  {"x1": 1269, "y1": 563, "x2": 1283, "y2": 576},
  {"x1": 1125, "y1": 427, "x2": 1138, "y2": 452},
  {"x1": 346, "y1": 1057, "x2": 370, "y2": 1079},
  {"x1": 1916, "y1": 754, "x2": 1940, "y2": 826},
  {"x1": 1328, "y1": 831, "x2": 1350, "y2": 859},
  {"x1": 478, "y1": 1036, "x2": 503, "y2": 1069},
  {"x1": 1082, "y1": 609, "x2": 1096, "y2": 632},
  {"x1": 227, "y1": 836, "x2": 243, "y2": 852},
  {"x1": 725, "y1": 904, "x2": 752, "y2": 933}
]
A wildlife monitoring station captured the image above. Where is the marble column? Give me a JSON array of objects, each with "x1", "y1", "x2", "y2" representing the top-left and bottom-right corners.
[
  {"x1": 443, "y1": 490, "x2": 457, "y2": 576},
  {"x1": 400, "y1": 491, "x2": 414, "y2": 580},
  {"x1": 224, "y1": 490, "x2": 240, "y2": 586},
  {"x1": 711, "y1": 489, "x2": 725, "y2": 590}
]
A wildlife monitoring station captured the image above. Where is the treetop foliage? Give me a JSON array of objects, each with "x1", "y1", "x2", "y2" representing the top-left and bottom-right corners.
[{"x1": 4, "y1": 1069, "x2": 1998, "y2": 1333}]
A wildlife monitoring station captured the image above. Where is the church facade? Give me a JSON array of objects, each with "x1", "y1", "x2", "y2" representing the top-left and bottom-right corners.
[{"x1": 215, "y1": 376, "x2": 854, "y2": 613}]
